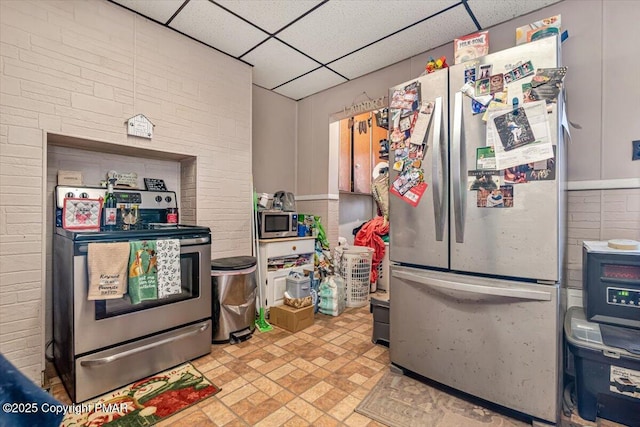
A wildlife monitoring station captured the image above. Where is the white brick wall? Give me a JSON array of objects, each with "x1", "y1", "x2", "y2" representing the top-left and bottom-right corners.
[
  {"x1": 0, "y1": 0, "x2": 252, "y2": 382},
  {"x1": 566, "y1": 188, "x2": 640, "y2": 290}
]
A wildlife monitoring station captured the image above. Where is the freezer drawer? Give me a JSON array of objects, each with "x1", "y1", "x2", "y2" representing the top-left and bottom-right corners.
[
  {"x1": 390, "y1": 266, "x2": 562, "y2": 423},
  {"x1": 74, "y1": 320, "x2": 211, "y2": 403}
]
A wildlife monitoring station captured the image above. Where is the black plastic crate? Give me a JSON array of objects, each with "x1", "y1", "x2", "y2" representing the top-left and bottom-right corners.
[{"x1": 565, "y1": 307, "x2": 640, "y2": 426}]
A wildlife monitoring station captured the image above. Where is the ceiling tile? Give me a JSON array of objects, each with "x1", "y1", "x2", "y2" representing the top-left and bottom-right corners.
[
  {"x1": 111, "y1": 0, "x2": 185, "y2": 23},
  {"x1": 169, "y1": 0, "x2": 268, "y2": 57},
  {"x1": 216, "y1": 0, "x2": 323, "y2": 33},
  {"x1": 330, "y1": 4, "x2": 475, "y2": 80},
  {"x1": 468, "y1": 0, "x2": 562, "y2": 29},
  {"x1": 277, "y1": 0, "x2": 459, "y2": 64},
  {"x1": 243, "y1": 39, "x2": 320, "y2": 89},
  {"x1": 273, "y1": 67, "x2": 347, "y2": 100}
]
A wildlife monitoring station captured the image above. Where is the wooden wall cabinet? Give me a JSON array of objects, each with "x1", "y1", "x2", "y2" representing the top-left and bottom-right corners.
[{"x1": 338, "y1": 111, "x2": 388, "y2": 194}]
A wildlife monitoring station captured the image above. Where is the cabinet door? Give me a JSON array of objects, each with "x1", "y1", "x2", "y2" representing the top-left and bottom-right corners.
[
  {"x1": 353, "y1": 112, "x2": 372, "y2": 194},
  {"x1": 268, "y1": 270, "x2": 290, "y2": 309},
  {"x1": 338, "y1": 118, "x2": 352, "y2": 192},
  {"x1": 266, "y1": 267, "x2": 312, "y2": 311}
]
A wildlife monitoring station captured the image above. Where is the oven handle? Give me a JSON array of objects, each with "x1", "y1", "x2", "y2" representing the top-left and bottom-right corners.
[
  {"x1": 76, "y1": 236, "x2": 210, "y2": 254},
  {"x1": 79, "y1": 322, "x2": 209, "y2": 367}
]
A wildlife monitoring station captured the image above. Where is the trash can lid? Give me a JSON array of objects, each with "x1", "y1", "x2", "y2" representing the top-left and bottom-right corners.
[{"x1": 211, "y1": 256, "x2": 257, "y2": 271}]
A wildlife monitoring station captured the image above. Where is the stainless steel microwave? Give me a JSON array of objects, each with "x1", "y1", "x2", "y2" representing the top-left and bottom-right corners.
[{"x1": 258, "y1": 211, "x2": 298, "y2": 239}]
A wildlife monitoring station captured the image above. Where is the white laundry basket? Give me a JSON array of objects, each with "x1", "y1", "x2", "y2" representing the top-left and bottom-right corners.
[{"x1": 336, "y1": 246, "x2": 373, "y2": 308}]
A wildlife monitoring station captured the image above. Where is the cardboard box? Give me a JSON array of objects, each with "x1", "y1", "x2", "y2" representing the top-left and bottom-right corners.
[
  {"x1": 453, "y1": 31, "x2": 489, "y2": 64},
  {"x1": 57, "y1": 170, "x2": 83, "y2": 185},
  {"x1": 269, "y1": 304, "x2": 313, "y2": 333},
  {"x1": 515, "y1": 15, "x2": 561, "y2": 45}
]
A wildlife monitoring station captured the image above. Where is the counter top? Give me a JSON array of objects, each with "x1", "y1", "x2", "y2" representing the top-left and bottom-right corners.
[{"x1": 258, "y1": 236, "x2": 315, "y2": 243}]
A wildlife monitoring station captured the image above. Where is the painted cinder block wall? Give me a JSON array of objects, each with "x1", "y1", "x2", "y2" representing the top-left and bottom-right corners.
[{"x1": 0, "y1": 0, "x2": 253, "y2": 382}]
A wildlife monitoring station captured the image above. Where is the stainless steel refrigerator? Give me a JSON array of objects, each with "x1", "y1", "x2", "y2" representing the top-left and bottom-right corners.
[{"x1": 389, "y1": 36, "x2": 566, "y2": 424}]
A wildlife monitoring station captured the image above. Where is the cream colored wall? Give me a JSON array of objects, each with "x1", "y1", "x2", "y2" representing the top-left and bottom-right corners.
[
  {"x1": 0, "y1": 0, "x2": 252, "y2": 382},
  {"x1": 252, "y1": 86, "x2": 297, "y2": 195}
]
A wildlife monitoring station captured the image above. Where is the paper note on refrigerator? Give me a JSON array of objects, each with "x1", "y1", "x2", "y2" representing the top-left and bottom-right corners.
[
  {"x1": 410, "y1": 101, "x2": 434, "y2": 145},
  {"x1": 486, "y1": 101, "x2": 554, "y2": 170}
]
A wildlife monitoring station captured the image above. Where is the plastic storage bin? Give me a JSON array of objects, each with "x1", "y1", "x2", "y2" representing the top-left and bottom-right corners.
[
  {"x1": 286, "y1": 273, "x2": 311, "y2": 299},
  {"x1": 370, "y1": 297, "x2": 389, "y2": 346},
  {"x1": 564, "y1": 306, "x2": 640, "y2": 426}
]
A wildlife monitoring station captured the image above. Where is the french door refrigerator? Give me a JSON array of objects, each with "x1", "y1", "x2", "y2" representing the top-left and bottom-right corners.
[{"x1": 389, "y1": 36, "x2": 566, "y2": 425}]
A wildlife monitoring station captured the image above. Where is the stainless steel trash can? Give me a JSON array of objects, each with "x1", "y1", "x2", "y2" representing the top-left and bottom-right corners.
[{"x1": 211, "y1": 256, "x2": 257, "y2": 344}]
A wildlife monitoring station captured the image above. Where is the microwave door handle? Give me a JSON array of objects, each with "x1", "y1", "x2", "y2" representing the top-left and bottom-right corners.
[{"x1": 452, "y1": 91, "x2": 466, "y2": 243}]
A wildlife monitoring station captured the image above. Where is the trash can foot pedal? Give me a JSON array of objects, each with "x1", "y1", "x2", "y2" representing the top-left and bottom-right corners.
[{"x1": 230, "y1": 327, "x2": 253, "y2": 344}]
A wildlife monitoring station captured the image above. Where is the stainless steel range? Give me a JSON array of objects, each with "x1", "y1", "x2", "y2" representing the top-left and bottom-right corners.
[{"x1": 52, "y1": 186, "x2": 212, "y2": 403}]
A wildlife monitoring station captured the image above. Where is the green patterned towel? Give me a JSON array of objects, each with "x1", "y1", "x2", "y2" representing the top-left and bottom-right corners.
[{"x1": 128, "y1": 240, "x2": 158, "y2": 304}]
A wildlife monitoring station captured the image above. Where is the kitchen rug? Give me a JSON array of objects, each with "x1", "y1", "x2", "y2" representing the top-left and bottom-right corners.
[
  {"x1": 60, "y1": 363, "x2": 220, "y2": 427},
  {"x1": 355, "y1": 371, "x2": 528, "y2": 427}
]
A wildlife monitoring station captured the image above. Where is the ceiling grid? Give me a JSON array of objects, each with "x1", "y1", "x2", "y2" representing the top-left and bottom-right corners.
[{"x1": 110, "y1": 0, "x2": 561, "y2": 100}]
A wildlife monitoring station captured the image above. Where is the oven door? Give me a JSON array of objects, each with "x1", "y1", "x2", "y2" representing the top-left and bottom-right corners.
[{"x1": 74, "y1": 236, "x2": 211, "y2": 355}]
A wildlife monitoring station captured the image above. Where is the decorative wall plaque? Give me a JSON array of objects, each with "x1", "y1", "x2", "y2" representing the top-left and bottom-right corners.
[
  {"x1": 126, "y1": 114, "x2": 154, "y2": 139},
  {"x1": 108, "y1": 170, "x2": 138, "y2": 188},
  {"x1": 144, "y1": 178, "x2": 167, "y2": 191}
]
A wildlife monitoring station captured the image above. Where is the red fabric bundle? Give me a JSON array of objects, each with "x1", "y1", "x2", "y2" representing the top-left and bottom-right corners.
[{"x1": 354, "y1": 216, "x2": 389, "y2": 283}]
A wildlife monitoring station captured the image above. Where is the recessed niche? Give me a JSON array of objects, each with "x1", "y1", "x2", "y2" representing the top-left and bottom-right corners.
[{"x1": 46, "y1": 133, "x2": 197, "y2": 224}]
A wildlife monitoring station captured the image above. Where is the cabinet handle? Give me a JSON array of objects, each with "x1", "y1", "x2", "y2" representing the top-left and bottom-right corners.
[{"x1": 292, "y1": 246, "x2": 296, "y2": 251}]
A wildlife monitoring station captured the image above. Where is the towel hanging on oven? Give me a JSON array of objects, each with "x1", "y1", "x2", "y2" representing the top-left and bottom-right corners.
[
  {"x1": 128, "y1": 240, "x2": 158, "y2": 304},
  {"x1": 87, "y1": 242, "x2": 130, "y2": 300},
  {"x1": 156, "y1": 239, "x2": 181, "y2": 298}
]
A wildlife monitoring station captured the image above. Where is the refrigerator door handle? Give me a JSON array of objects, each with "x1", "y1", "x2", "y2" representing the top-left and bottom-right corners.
[
  {"x1": 451, "y1": 91, "x2": 466, "y2": 243},
  {"x1": 392, "y1": 269, "x2": 552, "y2": 301},
  {"x1": 432, "y1": 96, "x2": 447, "y2": 241}
]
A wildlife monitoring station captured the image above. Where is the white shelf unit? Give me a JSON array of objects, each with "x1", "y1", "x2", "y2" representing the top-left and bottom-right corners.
[{"x1": 258, "y1": 237, "x2": 315, "y2": 313}]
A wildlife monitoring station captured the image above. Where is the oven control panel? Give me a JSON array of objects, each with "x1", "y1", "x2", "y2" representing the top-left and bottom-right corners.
[
  {"x1": 55, "y1": 186, "x2": 177, "y2": 209},
  {"x1": 607, "y1": 287, "x2": 640, "y2": 308},
  {"x1": 115, "y1": 191, "x2": 142, "y2": 205}
]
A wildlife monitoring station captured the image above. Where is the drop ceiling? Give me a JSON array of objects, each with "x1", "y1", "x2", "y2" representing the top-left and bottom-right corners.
[{"x1": 110, "y1": 0, "x2": 561, "y2": 101}]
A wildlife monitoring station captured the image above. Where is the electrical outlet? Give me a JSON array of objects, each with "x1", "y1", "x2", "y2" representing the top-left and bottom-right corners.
[{"x1": 633, "y1": 140, "x2": 640, "y2": 161}]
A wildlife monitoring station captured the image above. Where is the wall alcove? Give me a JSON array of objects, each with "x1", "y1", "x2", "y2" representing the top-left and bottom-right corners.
[{"x1": 43, "y1": 132, "x2": 197, "y2": 347}]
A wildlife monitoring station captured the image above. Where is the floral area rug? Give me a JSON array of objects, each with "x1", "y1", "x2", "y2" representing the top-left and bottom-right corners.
[{"x1": 61, "y1": 363, "x2": 219, "y2": 426}]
